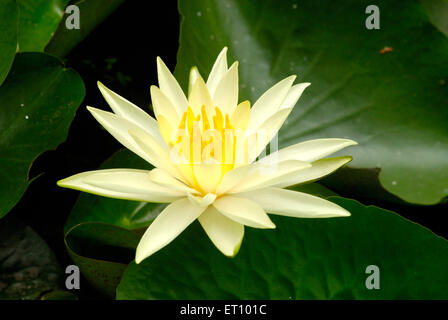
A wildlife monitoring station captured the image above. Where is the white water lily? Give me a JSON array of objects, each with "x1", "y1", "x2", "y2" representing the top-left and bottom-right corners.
[{"x1": 58, "y1": 47, "x2": 357, "y2": 263}]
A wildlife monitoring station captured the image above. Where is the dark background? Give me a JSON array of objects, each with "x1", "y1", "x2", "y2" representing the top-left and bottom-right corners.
[{"x1": 4, "y1": 0, "x2": 447, "y2": 299}]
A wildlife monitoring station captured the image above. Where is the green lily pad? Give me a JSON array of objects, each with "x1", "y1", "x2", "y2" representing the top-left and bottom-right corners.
[
  {"x1": 116, "y1": 197, "x2": 448, "y2": 299},
  {"x1": 65, "y1": 222, "x2": 142, "y2": 298},
  {"x1": 16, "y1": 0, "x2": 70, "y2": 52},
  {"x1": 0, "y1": 0, "x2": 18, "y2": 86},
  {"x1": 175, "y1": 0, "x2": 448, "y2": 205},
  {"x1": 0, "y1": 218, "x2": 61, "y2": 300},
  {"x1": 0, "y1": 52, "x2": 85, "y2": 219},
  {"x1": 45, "y1": 0, "x2": 125, "y2": 58}
]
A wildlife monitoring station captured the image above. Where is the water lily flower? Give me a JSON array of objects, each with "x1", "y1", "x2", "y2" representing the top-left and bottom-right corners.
[{"x1": 58, "y1": 47, "x2": 357, "y2": 263}]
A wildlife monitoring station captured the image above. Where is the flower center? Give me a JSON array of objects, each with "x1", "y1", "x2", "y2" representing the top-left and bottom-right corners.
[{"x1": 164, "y1": 105, "x2": 245, "y2": 194}]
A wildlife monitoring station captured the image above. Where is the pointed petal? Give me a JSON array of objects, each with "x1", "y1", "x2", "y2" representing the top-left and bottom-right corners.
[
  {"x1": 230, "y1": 100, "x2": 250, "y2": 130},
  {"x1": 135, "y1": 199, "x2": 206, "y2": 263},
  {"x1": 206, "y1": 47, "x2": 228, "y2": 96},
  {"x1": 279, "y1": 82, "x2": 310, "y2": 110},
  {"x1": 230, "y1": 160, "x2": 311, "y2": 193},
  {"x1": 157, "y1": 57, "x2": 188, "y2": 115},
  {"x1": 198, "y1": 206, "x2": 244, "y2": 257},
  {"x1": 248, "y1": 76, "x2": 296, "y2": 130},
  {"x1": 188, "y1": 66, "x2": 203, "y2": 95},
  {"x1": 150, "y1": 85, "x2": 180, "y2": 127},
  {"x1": 213, "y1": 196, "x2": 275, "y2": 229},
  {"x1": 188, "y1": 76, "x2": 214, "y2": 115},
  {"x1": 261, "y1": 138, "x2": 358, "y2": 163},
  {"x1": 213, "y1": 61, "x2": 239, "y2": 115},
  {"x1": 246, "y1": 108, "x2": 292, "y2": 164},
  {"x1": 239, "y1": 187, "x2": 350, "y2": 218},
  {"x1": 57, "y1": 169, "x2": 184, "y2": 202},
  {"x1": 87, "y1": 107, "x2": 167, "y2": 165},
  {"x1": 97, "y1": 82, "x2": 164, "y2": 145},
  {"x1": 274, "y1": 156, "x2": 352, "y2": 188}
]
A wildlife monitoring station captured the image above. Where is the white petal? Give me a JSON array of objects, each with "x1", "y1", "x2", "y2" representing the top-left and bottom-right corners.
[
  {"x1": 213, "y1": 61, "x2": 238, "y2": 115},
  {"x1": 248, "y1": 76, "x2": 296, "y2": 130},
  {"x1": 188, "y1": 76, "x2": 214, "y2": 115},
  {"x1": 97, "y1": 82, "x2": 164, "y2": 145},
  {"x1": 213, "y1": 196, "x2": 275, "y2": 229},
  {"x1": 150, "y1": 85, "x2": 180, "y2": 128},
  {"x1": 230, "y1": 160, "x2": 311, "y2": 193},
  {"x1": 274, "y1": 156, "x2": 352, "y2": 188},
  {"x1": 128, "y1": 126, "x2": 187, "y2": 184},
  {"x1": 87, "y1": 107, "x2": 167, "y2": 165},
  {"x1": 279, "y1": 82, "x2": 310, "y2": 110},
  {"x1": 206, "y1": 47, "x2": 228, "y2": 96},
  {"x1": 193, "y1": 162, "x2": 222, "y2": 194},
  {"x1": 246, "y1": 108, "x2": 292, "y2": 164},
  {"x1": 198, "y1": 206, "x2": 244, "y2": 257},
  {"x1": 148, "y1": 168, "x2": 199, "y2": 194},
  {"x1": 216, "y1": 165, "x2": 250, "y2": 195},
  {"x1": 239, "y1": 187, "x2": 350, "y2": 218},
  {"x1": 188, "y1": 66, "x2": 203, "y2": 95},
  {"x1": 157, "y1": 57, "x2": 188, "y2": 115},
  {"x1": 57, "y1": 169, "x2": 185, "y2": 202},
  {"x1": 261, "y1": 138, "x2": 358, "y2": 163},
  {"x1": 187, "y1": 192, "x2": 217, "y2": 207},
  {"x1": 135, "y1": 199, "x2": 206, "y2": 263}
]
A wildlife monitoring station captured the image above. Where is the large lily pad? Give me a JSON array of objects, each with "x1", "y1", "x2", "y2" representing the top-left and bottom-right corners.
[
  {"x1": 175, "y1": 0, "x2": 448, "y2": 205},
  {"x1": 45, "y1": 0, "x2": 125, "y2": 58},
  {"x1": 65, "y1": 222, "x2": 142, "y2": 298},
  {"x1": 0, "y1": 0, "x2": 18, "y2": 86},
  {"x1": 0, "y1": 52, "x2": 85, "y2": 219},
  {"x1": 116, "y1": 197, "x2": 448, "y2": 299},
  {"x1": 16, "y1": 0, "x2": 70, "y2": 52}
]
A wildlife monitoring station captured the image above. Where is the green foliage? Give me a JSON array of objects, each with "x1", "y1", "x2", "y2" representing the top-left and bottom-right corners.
[
  {"x1": 0, "y1": 53, "x2": 85, "y2": 219},
  {"x1": 117, "y1": 197, "x2": 448, "y2": 299}
]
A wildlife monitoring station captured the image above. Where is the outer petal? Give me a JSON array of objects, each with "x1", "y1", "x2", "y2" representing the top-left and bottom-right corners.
[
  {"x1": 198, "y1": 206, "x2": 244, "y2": 257},
  {"x1": 206, "y1": 47, "x2": 228, "y2": 96},
  {"x1": 87, "y1": 107, "x2": 167, "y2": 165},
  {"x1": 57, "y1": 169, "x2": 185, "y2": 202},
  {"x1": 135, "y1": 199, "x2": 206, "y2": 263},
  {"x1": 246, "y1": 108, "x2": 293, "y2": 164},
  {"x1": 260, "y1": 138, "x2": 358, "y2": 163},
  {"x1": 279, "y1": 82, "x2": 310, "y2": 110},
  {"x1": 274, "y1": 156, "x2": 352, "y2": 188},
  {"x1": 213, "y1": 196, "x2": 276, "y2": 229},
  {"x1": 97, "y1": 82, "x2": 164, "y2": 144},
  {"x1": 212, "y1": 61, "x2": 239, "y2": 115},
  {"x1": 248, "y1": 75, "x2": 296, "y2": 130},
  {"x1": 239, "y1": 187, "x2": 350, "y2": 218},
  {"x1": 157, "y1": 57, "x2": 188, "y2": 115},
  {"x1": 229, "y1": 160, "x2": 311, "y2": 193}
]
